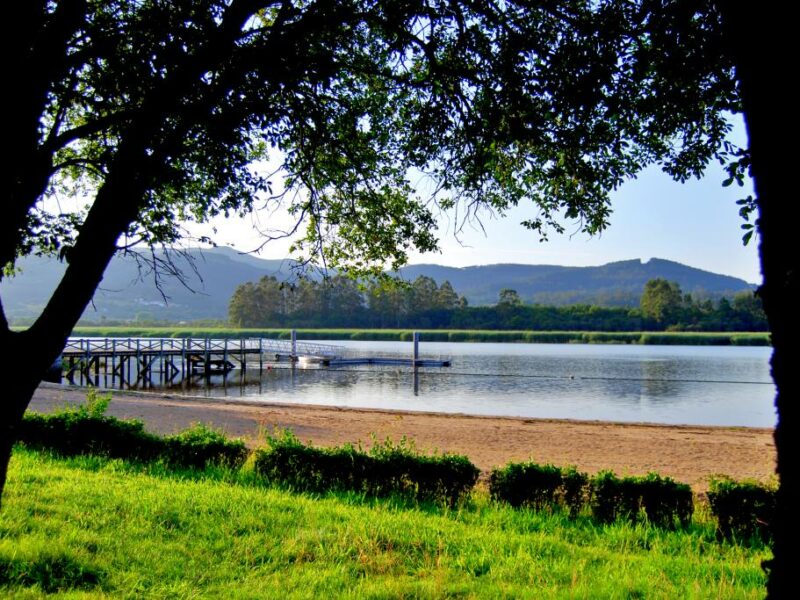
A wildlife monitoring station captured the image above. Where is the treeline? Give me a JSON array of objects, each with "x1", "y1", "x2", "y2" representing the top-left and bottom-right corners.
[{"x1": 228, "y1": 275, "x2": 768, "y2": 332}]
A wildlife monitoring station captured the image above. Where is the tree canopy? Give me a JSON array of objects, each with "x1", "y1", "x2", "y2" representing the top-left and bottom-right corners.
[
  {"x1": 640, "y1": 278, "x2": 683, "y2": 323},
  {"x1": 3, "y1": 0, "x2": 743, "y2": 285}
]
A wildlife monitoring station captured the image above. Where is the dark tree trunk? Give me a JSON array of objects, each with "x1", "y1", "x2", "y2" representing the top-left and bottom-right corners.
[
  {"x1": 722, "y1": 4, "x2": 798, "y2": 597},
  {"x1": 0, "y1": 169, "x2": 145, "y2": 502},
  {"x1": 0, "y1": 330, "x2": 55, "y2": 506}
]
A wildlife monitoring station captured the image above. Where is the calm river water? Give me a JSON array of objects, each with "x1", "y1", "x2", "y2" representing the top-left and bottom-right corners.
[{"x1": 146, "y1": 341, "x2": 775, "y2": 427}]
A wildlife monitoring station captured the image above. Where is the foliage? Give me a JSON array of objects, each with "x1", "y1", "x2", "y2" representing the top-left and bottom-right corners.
[
  {"x1": 490, "y1": 462, "x2": 693, "y2": 529},
  {"x1": 707, "y1": 477, "x2": 777, "y2": 543},
  {"x1": 18, "y1": 392, "x2": 246, "y2": 470},
  {"x1": 641, "y1": 279, "x2": 685, "y2": 323},
  {"x1": 590, "y1": 471, "x2": 694, "y2": 529},
  {"x1": 254, "y1": 430, "x2": 479, "y2": 506},
  {"x1": 488, "y1": 461, "x2": 588, "y2": 517},
  {"x1": 13, "y1": 397, "x2": 778, "y2": 546},
  {"x1": 228, "y1": 276, "x2": 768, "y2": 332},
  {"x1": 2, "y1": 448, "x2": 770, "y2": 598},
  {"x1": 229, "y1": 274, "x2": 468, "y2": 329},
  {"x1": 497, "y1": 289, "x2": 523, "y2": 307},
  {"x1": 164, "y1": 423, "x2": 248, "y2": 470},
  {"x1": 19, "y1": 393, "x2": 162, "y2": 463},
  {"x1": 2, "y1": 1, "x2": 742, "y2": 280}
]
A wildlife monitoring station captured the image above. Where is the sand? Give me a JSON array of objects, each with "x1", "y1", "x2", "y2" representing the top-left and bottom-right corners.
[{"x1": 29, "y1": 383, "x2": 776, "y2": 491}]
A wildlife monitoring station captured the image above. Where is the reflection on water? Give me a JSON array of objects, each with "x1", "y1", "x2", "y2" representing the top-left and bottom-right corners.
[{"x1": 68, "y1": 341, "x2": 776, "y2": 427}]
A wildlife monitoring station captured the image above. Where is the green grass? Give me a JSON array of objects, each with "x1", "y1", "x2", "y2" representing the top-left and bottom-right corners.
[
  {"x1": 1, "y1": 448, "x2": 769, "y2": 598},
  {"x1": 67, "y1": 326, "x2": 772, "y2": 346}
]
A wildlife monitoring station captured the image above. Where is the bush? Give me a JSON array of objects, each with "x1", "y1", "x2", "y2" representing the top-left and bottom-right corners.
[
  {"x1": 254, "y1": 430, "x2": 479, "y2": 506},
  {"x1": 590, "y1": 471, "x2": 693, "y2": 528},
  {"x1": 165, "y1": 424, "x2": 248, "y2": 470},
  {"x1": 19, "y1": 391, "x2": 248, "y2": 470},
  {"x1": 19, "y1": 390, "x2": 161, "y2": 462},
  {"x1": 707, "y1": 477, "x2": 776, "y2": 542},
  {"x1": 488, "y1": 461, "x2": 588, "y2": 517}
]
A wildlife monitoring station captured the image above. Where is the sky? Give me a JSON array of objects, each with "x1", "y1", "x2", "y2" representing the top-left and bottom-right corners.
[{"x1": 190, "y1": 118, "x2": 760, "y2": 285}]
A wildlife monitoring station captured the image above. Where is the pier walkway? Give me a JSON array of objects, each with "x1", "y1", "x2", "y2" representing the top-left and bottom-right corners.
[
  {"x1": 60, "y1": 334, "x2": 451, "y2": 388},
  {"x1": 62, "y1": 337, "x2": 343, "y2": 384}
]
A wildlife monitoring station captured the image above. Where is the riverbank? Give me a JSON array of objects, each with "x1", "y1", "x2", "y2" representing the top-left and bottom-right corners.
[
  {"x1": 30, "y1": 383, "x2": 776, "y2": 491},
  {"x1": 68, "y1": 326, "x2": 771, "y2": 345}
]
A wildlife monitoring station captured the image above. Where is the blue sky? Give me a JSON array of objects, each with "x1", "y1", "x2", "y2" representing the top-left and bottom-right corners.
[
  {"x1": 409, "y1": 161, "x2": 760, "y2": 283},
  {"x1": 197, "y1": 118, "x2": 760, "y2": 284}
]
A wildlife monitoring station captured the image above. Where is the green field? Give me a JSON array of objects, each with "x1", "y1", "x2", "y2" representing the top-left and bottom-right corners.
[
  {"x1": 1, "y1": 448, "x2": 769, "y2": 598},
  {"x1": 69, "y1": 326, "x2": 772, "y2": 346}
]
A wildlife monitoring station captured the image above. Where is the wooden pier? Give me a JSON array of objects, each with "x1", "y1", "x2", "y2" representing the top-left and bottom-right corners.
[
  {"x1": 61, "y1": 337, "x2": 343, "y2": 386},
  {"x1": 59, "y1": 332, "x2": 450, "y2": 389}
]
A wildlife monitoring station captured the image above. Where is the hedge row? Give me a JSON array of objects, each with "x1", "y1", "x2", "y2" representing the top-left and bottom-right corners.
[
  {"x1": 254, "y1": 431, "x2": 479, "y2": 507},
  {"x1": 489, "y1": 462, "x2": 693, "y2": 529},
  {"x1": 488, "y1": 462, "x2": 587, "y2": 517},
  {"x1": 16, "y1": 392, "x2": 776, "y2": 538},
  {"x1": 707, "y1": 477, "x2": 776, "y2": 542},
  {"x1": 590, "y1": 471, "x2": 693, "y2": 529},
  {"x1": 19, "y1": 391, "x2": 247, "y2": 470}
]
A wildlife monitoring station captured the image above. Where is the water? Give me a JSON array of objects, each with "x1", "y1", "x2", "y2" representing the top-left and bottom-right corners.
[{"x1": 135, "y1": 341, "x2": 775, "y2": 427}]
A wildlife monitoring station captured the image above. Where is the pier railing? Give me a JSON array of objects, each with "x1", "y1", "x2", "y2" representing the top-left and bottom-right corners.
[{"x1": 63, "y1": 337, "x2": 343, "y2": 358}]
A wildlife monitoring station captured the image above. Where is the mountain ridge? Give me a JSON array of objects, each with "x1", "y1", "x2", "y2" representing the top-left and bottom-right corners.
[{"x1": 0, "y1": 248, "x2": 755, "y2": 323}]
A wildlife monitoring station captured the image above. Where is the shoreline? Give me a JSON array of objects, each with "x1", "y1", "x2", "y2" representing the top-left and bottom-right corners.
[
  {"x1": 67, "y1": 326, "x2": 772, "y2": 346},
  {"x1": 30, "y1": 383, "x2": 776, "y2": 491}
]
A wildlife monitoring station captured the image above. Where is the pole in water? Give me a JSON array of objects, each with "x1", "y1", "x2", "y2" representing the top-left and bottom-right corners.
[
  {"x1": 413, "y1": 331, "x2": 419, "y2": 365},
  {"x1": 291, "y1": 329, "x2": 297, "y2": 358}
]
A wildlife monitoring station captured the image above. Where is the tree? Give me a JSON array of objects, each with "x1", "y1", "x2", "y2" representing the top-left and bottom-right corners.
[
  {"x1": 323, "y1": 275, "x2": 366, "y2": 325},
  {"x1": 640, "y1": 278, "x2": 683, "y2": 325},
  {"x1": 497, "y1": 288, "x2": 523, "y2": 307},
  {"x1": 720, "y1": 7, "x2": 797, "y2": 594},
  {"x1": 408, "y1": 276, "x2": 438, "y2": 313},
  {"x1": 366, "y1": 280, "x2": 404, "y2": 328},
  {"x1": 228, "y1": 275, "x2": 288, "y2": 327},
  {"x1": 0, "y1": 1, "x2": 793, "y2": 593},
  {"x1": 434, "y1": 280, "x2": 461, "y2": 311}
]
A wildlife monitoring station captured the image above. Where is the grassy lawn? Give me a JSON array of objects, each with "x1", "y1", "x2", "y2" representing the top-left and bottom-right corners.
[{"x1": 1, "y1": 449, "x2": 769, "y2": 598}]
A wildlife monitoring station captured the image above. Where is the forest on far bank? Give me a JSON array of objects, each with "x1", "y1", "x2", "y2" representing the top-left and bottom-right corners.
[{"x1": 227, "y1": 275, "x2": 768, "y2": 333}]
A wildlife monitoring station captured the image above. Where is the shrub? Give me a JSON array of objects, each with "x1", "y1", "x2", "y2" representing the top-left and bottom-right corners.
[
  {"x1": 590, "y1": 471, "x2": 693, "y2": 528},
  {"x1": 254, "y1": 430, "x2": 478, "y2": 506},
  {"x1": 707, "y1": 477, "x2": 776, "y2": 542},
  {"x1": 488, "y1": 461, "x2": 589, "y2": 517},
  {"x1": 164, "y1": 424, "x2": 248, "y2": 470},
  {"x1": 19, "y1": 390, "x2": 161, "y2": 462},
  {"x1": 19, "y1": 391, "x2": 248, "y2": 470},
  {"x1": 561, "y1": 466, "x2": 591, "y2": 517}
]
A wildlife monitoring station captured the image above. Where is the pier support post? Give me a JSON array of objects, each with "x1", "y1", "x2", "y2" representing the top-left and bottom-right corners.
[
  {"x1": 291, "y1": 329, "x2": 297, "y2": 359},
  {"x1": 413, "y1": 331, "x2": 419, "y2": 366}
]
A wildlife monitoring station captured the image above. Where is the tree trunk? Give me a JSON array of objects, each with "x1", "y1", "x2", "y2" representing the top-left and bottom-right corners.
[
  {"x1": 723, "y1": 4, "x2": 798, "y2": 597},
  {"x1": 0, "y1": 329, "x2": 60, "y2": 505},
  {"x1": 0, "y1": 163, "x2": 146, "y2": 506}
]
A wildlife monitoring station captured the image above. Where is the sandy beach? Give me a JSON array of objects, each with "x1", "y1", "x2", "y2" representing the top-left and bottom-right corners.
[{"x1": 29, "y1": 383, "x2": 776, "y2": 491}]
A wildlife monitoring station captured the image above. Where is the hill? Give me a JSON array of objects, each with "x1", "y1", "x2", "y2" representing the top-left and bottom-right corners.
[
  {"x1": 399, "y1": 258, "x2": 753, "y2": 306},
  {"x1": 0, "y1": 248, "x2": 755, "y2": 323}
]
